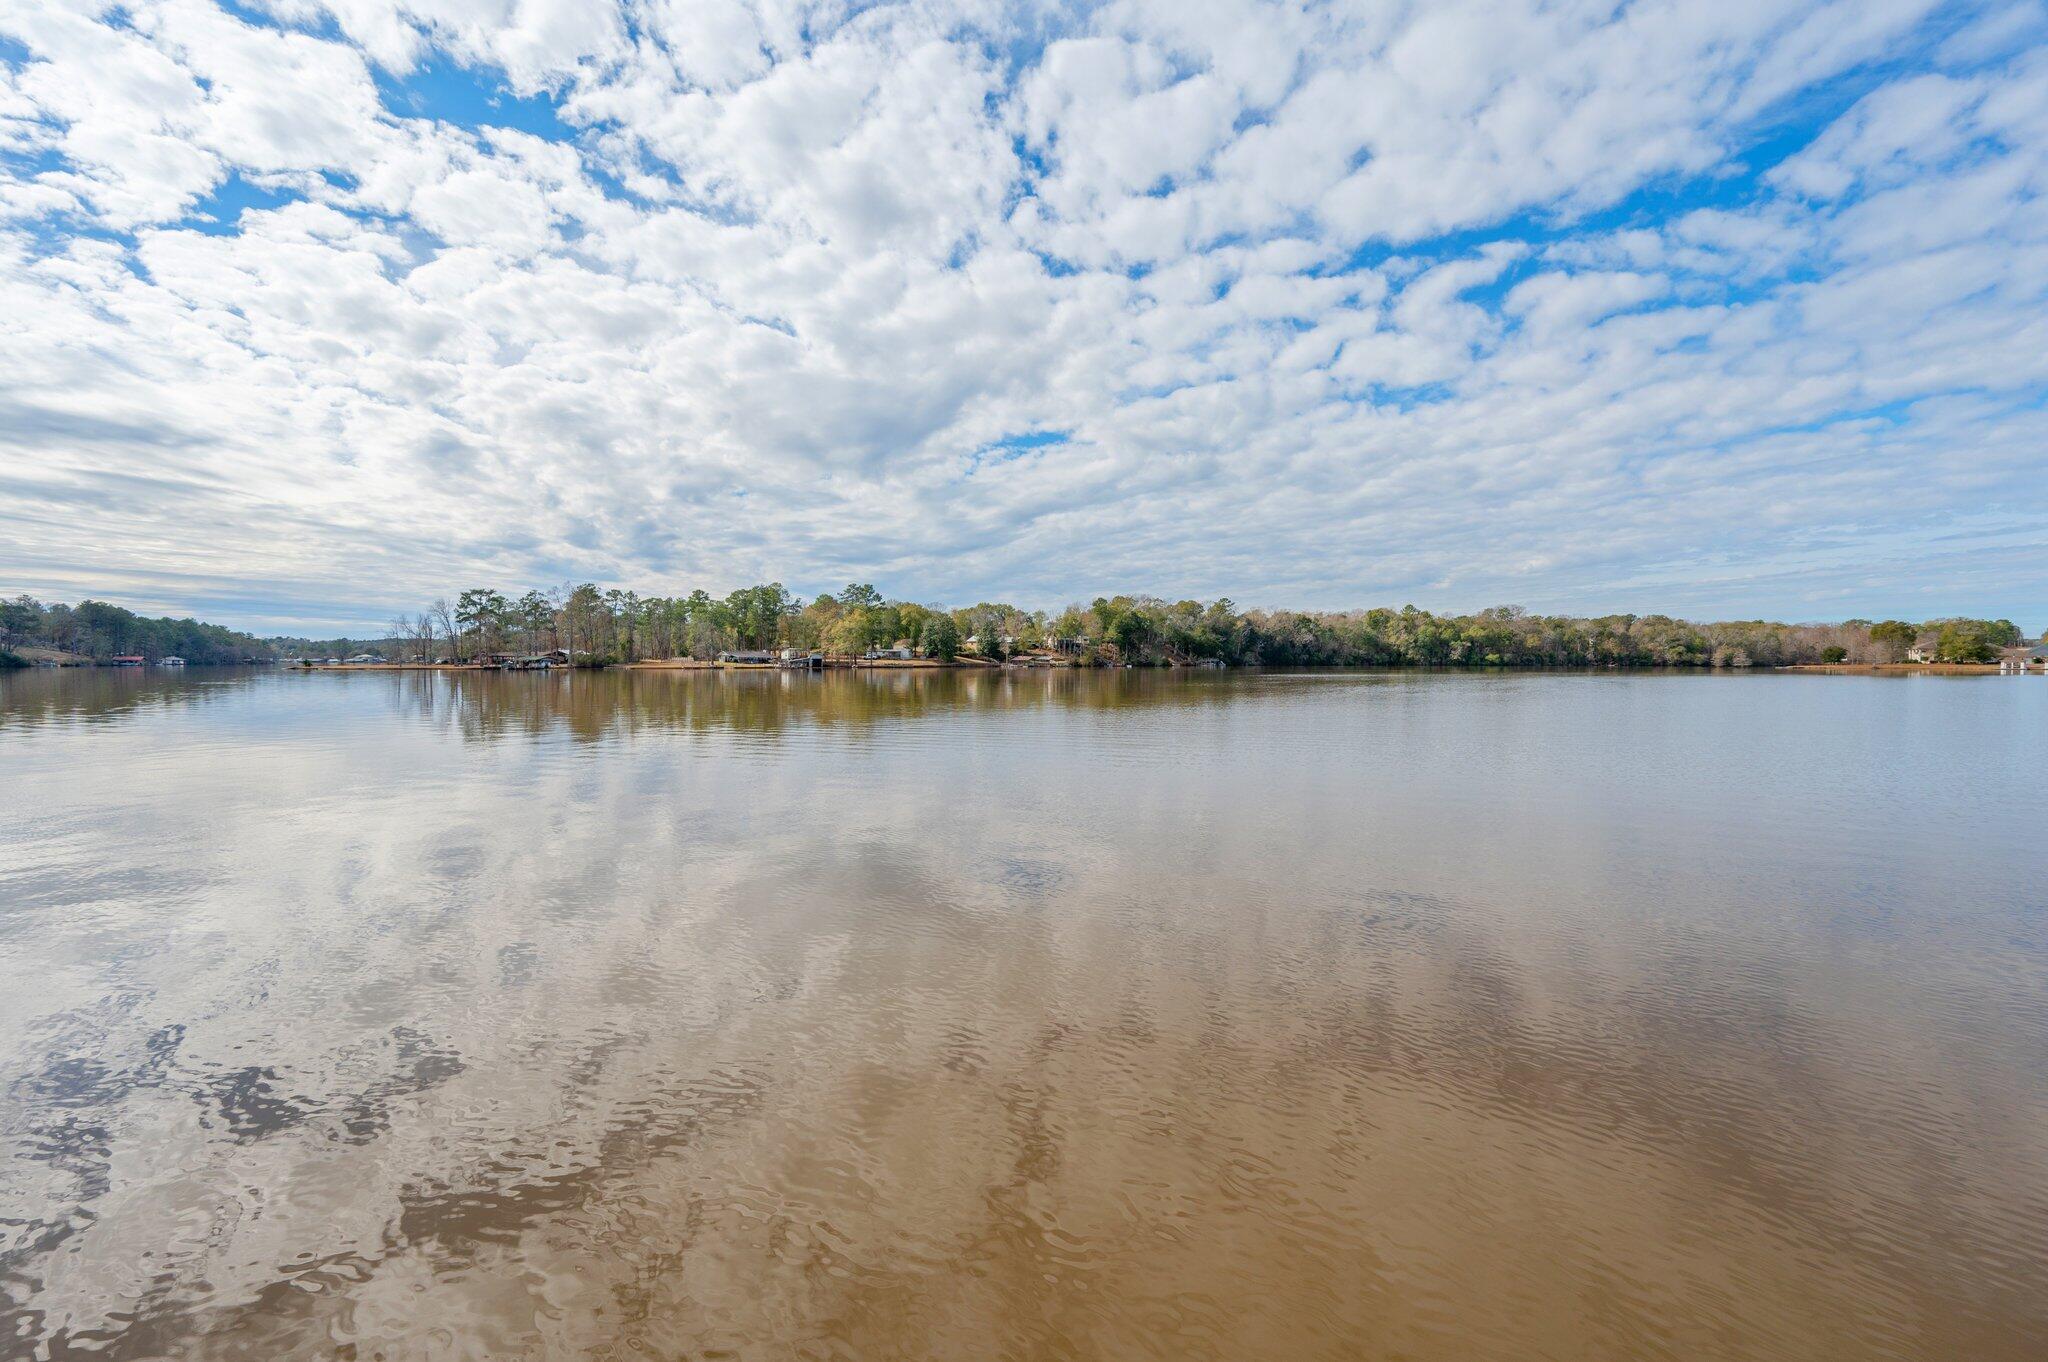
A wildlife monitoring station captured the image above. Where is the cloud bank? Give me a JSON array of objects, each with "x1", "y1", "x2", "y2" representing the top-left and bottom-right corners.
[{"x1": 2, "y1": 0, "x2": 2044, "y2": 631}]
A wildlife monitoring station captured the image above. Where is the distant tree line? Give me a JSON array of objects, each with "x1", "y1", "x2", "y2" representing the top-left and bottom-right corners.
[
  {"x1": 0, "y1": 595, "x2": 275, "y2": 666},
  {"x1": 354, "y1": 584, "x2": 2033, "y2": 670},
  {"x1": 374, "y1": 583, "x2": 969, "y2": 665},
  {"x1": 4, "y1": 587, "x2": 2029, "y2": 671}
]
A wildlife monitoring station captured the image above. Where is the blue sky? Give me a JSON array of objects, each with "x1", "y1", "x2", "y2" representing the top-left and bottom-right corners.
[{"x1": 2, "y1": 0, "x2": 2045, "y2": 634}]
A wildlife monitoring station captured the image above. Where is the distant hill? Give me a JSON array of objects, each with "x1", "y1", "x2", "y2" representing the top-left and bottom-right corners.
[{"x1": 1, "y1": 596, "x2": 277, "y2": 665}]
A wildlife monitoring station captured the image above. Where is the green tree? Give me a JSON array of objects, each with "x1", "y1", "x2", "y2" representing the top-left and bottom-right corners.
[
  {"x1": 515, "y1": 591, "x2": 554, "y2": 650},
  {"x1": 825, "y1": 610, "x2": 871, "y2": 656},
  {"x1": 724, "y1": 584, "x2": 794, "y2": 647},
  {"x1": 1100, "y1": 602, "x2": 1149, "y2": 661},
  {"x1": 562, "y1": 583, "x2": 605, "y2": 660},
  {"x1": 0, "y1": 596, "x2": 39, "y2": 641},
  {"x1": 897, "y1": 602, "x2": 934, "y2": 641},
  {"x1": 604, "y1": 588, "x2": 640, "y2": 659},
  {"x1": 920, "y1": 614, "x2": 960, "y2": 661},
  {"x1": 1935, "y1": 621, "x2": 1998, "y2": 663},
  {"x1": 1868, "y1": 620, "x2": 1916, "y2": 662},
  {"x1": 1049, "y1": 606, "x2": 1090, "y2": 646},
  {"x1": 455, "y1": 588, "x2": 510, "y2": 658}
]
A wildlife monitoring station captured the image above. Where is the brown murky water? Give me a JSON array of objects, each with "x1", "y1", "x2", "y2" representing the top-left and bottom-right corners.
[{"x1": 2, "y1": 666, "x2": 2045, "y2": 1360}]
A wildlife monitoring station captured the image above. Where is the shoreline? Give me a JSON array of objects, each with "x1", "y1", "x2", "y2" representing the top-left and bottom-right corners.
[
  {"x1": 287, "y1": 654, "x2": 1038, "y2": 672},
  {"x1": 1778, "y1": 662, "x2": 2020, "y2": 675},
  {"x1": 261, "y1": 659, "x2": 2035, "y2": 676}
]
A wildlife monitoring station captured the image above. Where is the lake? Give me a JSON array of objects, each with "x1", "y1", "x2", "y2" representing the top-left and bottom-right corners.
[{"x1": 2, "y1": 666, "x2": 2044, "y2": 1360}]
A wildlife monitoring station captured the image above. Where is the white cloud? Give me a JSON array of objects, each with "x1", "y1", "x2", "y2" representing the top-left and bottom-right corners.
[
  {"x1": 1504, "y1": 270, "x2": 1668, "y2": 339},
  {"x1": 1, "y1": 0, "x2": 2044, "y2": 630}
]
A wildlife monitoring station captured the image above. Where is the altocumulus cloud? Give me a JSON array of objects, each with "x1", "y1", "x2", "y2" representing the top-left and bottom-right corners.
[{"x1": 1, "y1": 0, "x2": 2045, "y2": 632}]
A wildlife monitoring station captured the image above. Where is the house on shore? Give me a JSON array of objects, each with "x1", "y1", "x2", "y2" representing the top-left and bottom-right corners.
[
  {"x1": 964, "y1": 634, "x2": 1021, "y2": 658},
  {"x1": 158, "y1": 656, "x2": 186, "y2": 666},
  {"x1": 109, "y1": 655, "x2": 144, "y2": 667},
  {"x1": 500, "y1": 649, "x2": 571, "y2": 669},
  {"x1": 717, "y1": 649, "x2": 777, "y2": 665}
]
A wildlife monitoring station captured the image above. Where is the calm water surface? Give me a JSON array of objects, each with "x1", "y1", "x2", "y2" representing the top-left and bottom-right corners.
[{"x1": 2, "y1": 667, "x2": 2044, "y2": 1360}]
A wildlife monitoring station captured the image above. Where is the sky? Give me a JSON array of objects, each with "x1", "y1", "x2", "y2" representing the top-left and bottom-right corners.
[{"x1": 2, "y1": 0, "x2": 2045, "y2": 635}]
